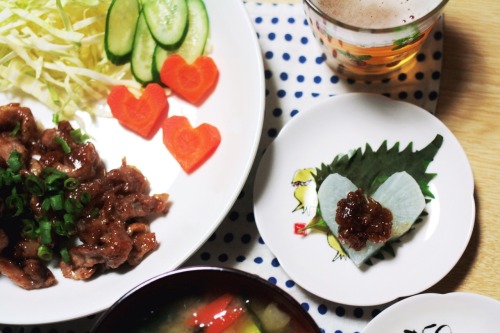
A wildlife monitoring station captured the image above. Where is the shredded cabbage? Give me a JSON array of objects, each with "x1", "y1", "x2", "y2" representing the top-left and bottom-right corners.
[{"x1": 0, "y1": 0, "x2": 142, "y2": 119}]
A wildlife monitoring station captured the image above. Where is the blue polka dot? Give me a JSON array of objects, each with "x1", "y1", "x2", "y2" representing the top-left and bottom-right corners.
[
  {"x1": 295, "y1": 91, "x2": 303, "y2": 98},
  {"x1": 237, "y1": 190, "x2": 245, "y2": 200},
  {"x1": 433, "y1": 51, "x2": 442, "y2": 60},
  {"x1": 314, "y1": 76, "x2": 322, "y2": 84},
  {"x1": 429, "y1": 91, "x2": 439, "y2": 100},
  {"x1": 301, "y1": 302, "x2": 310, "y2": 311},
  {"x1": 335, "y1": 306, "x2": 346, "y2": 317},
  {"x1": 372, "y1": 308, "x2": 382, "y2": 317},
  {"x1": 277, "y1": 89, "x2": 286, "y2": 98},
  {"x1": 285, "y1": 33, "x2": 292, "y2": 41},
  {"x1": 315, "y1": 56, "x2": 324, "y2": 64},
  {"x1": 228, "y1": 211, "x2": 239, "y2": 221},
  {"x1": 271, "y1": 17, "x2": 279, "y2": 24},
  {"x1": 241, "y1": 234, "x2": 251, "y2": 244},
  {"x1": 265, "y1": 51, "x2": 274, "y2": 59},
  {"x1": 434, "y1": 31, "x2": 443, "y2": 40},
  {"x1": 282, "y1": 52, "x2": 291, "y2": 61},
  {"x1": 347, "y1": 78, "x2": 356, "y2": 85},
  {"x1": 414, "y1": 90, "x2": 424, "y2": 99},
  {"x1": 297, "y1": 75, "x2": 305, "y2": 83},
  {"x1": 311, "y1": 92, "x2": 320, "y2": 97},
  {"x1": 280, "y1": 72, "x2": 288, "y2": 81},
  {"x1": 288, "y1": 17, "x2": 295, "y2": 24},
  {"x1": 268, "y1": 276, "x2": 277, "y2": 284},
  {"x1": 200, "y1": 252, "x2": 210, "y2": 260},
  {"x1": 223, "y1": 233, "x2": 233, "y2": 243},
  {"x1": 264, "y1": 69, "x2": 272, "y2": 79},
  {"x1": 268, "y1": 32, "x2": 276, "y2": 41},
  {"x1": 353, "y1": 307, "x2": 364, "y2": 318},
  {"x1": 268, "y1": 128, "x2": 278, "y2": 138},
  {"x1": 290, "y1": 109, "x2": 299, "y2": 117},
  {"x1": 330, "y1": 75, "x2": 340, "y2": 84},
  {"x1": 285, "y1": 280, "x2": 295, "y2": 288},
  {"x1": 218, "y1": 253, "x2": 228, "y2": 262},
  {"x1": 398, "y1": 91, "x2": 408, "y2": 99},
  {"x1": 301, "y1": 36, "x2": 309, "y2": 44},
  {"x1": 416, "y1": 53, "x2": 426, "y2": 62},
  {"x1": 398, "y1": 73, "x2": 407, "y2": 81},
  {"x1": 272, "y1": 108, "x2": 282, "y2": 117},
  {"x1": 432, "y1": 71, "x2": 441, "y2": 80},
  {"x1": 334, "y1": 330, "x2": 343, "y2": 333},
  {"x1": 208, "y1": 233, "x2": 216, "y2": 241},
  {"x1": 382, "y1": 92, "x2": 391, "y2": 98},
  {"x1": 298, "y1": 55, "x2": 307, "y2": 64},
  {"x1": 246, "y1": 212, "x2": 255, "y2": 222},
  {"x1": 255, "y1": 17, "x2": 263, "y2": 24},
  {"x1": 271, "y1": 258, "x2": 280, "y2": 267},
  {"x1": 258, "y1": 236, "x2": 265, "y2": 244},
  {"x1": 382, "y1": 78, "x2": 391, "y2": 84},
  {"x1": 303, "y1": 18, "x2": 308, "y2": 26},
  {"x1": 415, "y1": 72, "x2": 424, "y2": 80},
  {"x1": 254, "y1": 256, "x2": 263, "y2": 264},
  {"x1": 318, "y1": 304, "x2": 328, "y2": 315},
  {"x1": 236, "y1": 255, "x2": 246, "y2": 262}
]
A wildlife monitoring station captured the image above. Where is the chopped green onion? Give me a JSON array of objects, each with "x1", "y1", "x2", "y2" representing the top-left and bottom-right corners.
[
  {"x1": 53, "y1": 136, "x2": 71, "y2": 153},
  {"x1": 52, "y1": 113, "x2": 60, "y2": 125},
  {"x1": 5, "y1": 188, "x2": 25, "y2": 217},
  {"x1": 39, "y1": 219, "x2": 52, "y2": 244},
  {"x1": 25, "y1": 174, "x2": 46, "y2": 196},
  {"x1": 64, "y1": 177, "x2": 78, "y2": 190},
  {"x1": 60, "y1": 247, "x2": 70, "y2": 263},
  {"x1": 10, "y1": 121, "x2": 21, "y2": 137},
  {"x1": 70, "y1": 128, "x2": 90, "y2": 144},
  {"x1": 37, "y1": 245, "x2": 53, "y2": 261},
  {"x1": 7, "y1": 150, "x2": 23, "y2": 173},
  {"x1": 22, "y1": 219, "x2": 37, "y2": 239},
  {"x1": 81, "y1": 192, "x2": 91, "y2": 204}
]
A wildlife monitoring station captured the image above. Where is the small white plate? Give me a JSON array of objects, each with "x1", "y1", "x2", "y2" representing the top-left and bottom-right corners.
[
  {"x1": 253, "y1": 93, "x2": 475, "y2": 306},
  {"x1": 362, "y1": 292, "x2": 500, "y2": 332}
]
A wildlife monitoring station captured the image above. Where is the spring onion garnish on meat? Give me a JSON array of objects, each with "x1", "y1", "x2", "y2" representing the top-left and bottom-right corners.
[
  {"x1": 1, "y1": 149, "x2": 90, "y2": 261},
  {"x1": 0, "y1": 0, "x2": 141, "y2": 119}
]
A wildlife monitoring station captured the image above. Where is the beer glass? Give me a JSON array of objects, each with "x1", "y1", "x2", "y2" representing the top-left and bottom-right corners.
[{"x1": 302, "y1": 0, "x2": 448, "y2": 80}]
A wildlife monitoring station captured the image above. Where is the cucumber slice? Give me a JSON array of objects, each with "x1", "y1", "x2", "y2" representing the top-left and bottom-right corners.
[
  {"x1": 142, "y1": 0, "x2": 188, "y2": 47},
  {"x1": 131, "y1": 11, "x2": 157, "y2": 84},
  {"x1": 176, "y1": 0, "x2": 209, "y2": 63},
  {"x1": 152, "y1": 0, "x2": 209, "y2": 80},
  {"x1": 105, "y1": 0, "x2": 141, "y2": 64}
]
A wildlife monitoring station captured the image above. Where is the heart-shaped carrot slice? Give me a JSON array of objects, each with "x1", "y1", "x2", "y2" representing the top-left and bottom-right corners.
[
  {"x1": 108, "y1": 83, "x2": 168, "y2": 139},
  {"x1": 162, "y1": 115, "x2": 221, "y2": 173},
  {"x1": 160, "y1": 54, "x2": 219, "y2": 105}
]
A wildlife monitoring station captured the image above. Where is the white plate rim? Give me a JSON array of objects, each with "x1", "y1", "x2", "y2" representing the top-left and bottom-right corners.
[
  {"x1": 361, "y1": 292, "x2": 500, "y2": 332},
  {"x1": 0, "y1": 0, "x2": 265, "y2": 324},
  {"x1": 253, "y1": 92, "x2": 475, "y2": 306}
]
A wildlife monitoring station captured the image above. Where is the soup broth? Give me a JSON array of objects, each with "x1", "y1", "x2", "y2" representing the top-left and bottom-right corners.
[{"x1": 132, "y1": 292, "x2": 310, "y2": 333}]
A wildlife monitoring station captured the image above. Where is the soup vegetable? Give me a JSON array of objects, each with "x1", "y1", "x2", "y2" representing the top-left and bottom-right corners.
[{"x1": 134, "y1": 292, "x2": 310, "y2": 333}]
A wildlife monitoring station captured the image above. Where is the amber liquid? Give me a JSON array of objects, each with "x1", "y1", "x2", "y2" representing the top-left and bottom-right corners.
[{"x1": 310, "y1": 23, "x2": 434, "y2": 79}]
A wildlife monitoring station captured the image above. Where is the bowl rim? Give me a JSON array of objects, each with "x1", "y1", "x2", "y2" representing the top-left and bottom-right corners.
[{"x1": 92, "y1": 265, "x2": 322, "y2": 332}]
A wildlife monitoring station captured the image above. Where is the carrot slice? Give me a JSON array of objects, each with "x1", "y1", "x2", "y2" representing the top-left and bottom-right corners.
[
  {"x1": 162, "y1": 115, "x2": 221, "y2": 173},
  {"x1": 160, "y1": 54, "x2": 219, "y2": 105},
  {"x1": 185, "y1": 294, "x2": 245, "y2": 333},
  {"x1": 108, "y1": 83, "x2": 168, "y2": 139}
]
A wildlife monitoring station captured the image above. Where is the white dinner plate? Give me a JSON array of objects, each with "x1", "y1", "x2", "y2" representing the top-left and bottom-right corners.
[
  {"x1": 0, "y1": 0, "x2": 264, "y2": 324},
  {"x1": 253, "y1": 93, "x2": 475, "y2": 306},
  {"x1": 362, "y1": 292, "x2": 500, "y2": 332}
]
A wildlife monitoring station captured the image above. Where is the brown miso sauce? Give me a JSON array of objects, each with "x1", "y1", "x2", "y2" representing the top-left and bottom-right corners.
[{"x1": 335, "y1": 188, "x2": 393, "y2": 250}]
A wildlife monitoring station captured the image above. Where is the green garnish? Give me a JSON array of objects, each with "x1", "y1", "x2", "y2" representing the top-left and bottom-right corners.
[
  {"x1": 0, "y1": 150, "x2": 91, "y2": 261},
  {"x1": 314, "y1": 134, "x2": 443, "y2": 198}
]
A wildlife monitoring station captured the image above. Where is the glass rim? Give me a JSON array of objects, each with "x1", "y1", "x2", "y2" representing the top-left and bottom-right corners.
[{"x1": 303, "y1": 0, "x2": 449, "y2": 33}]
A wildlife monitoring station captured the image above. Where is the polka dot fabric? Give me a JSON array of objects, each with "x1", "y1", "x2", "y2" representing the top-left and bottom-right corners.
[{"x1": 0, "y1": 2, "x2": 444, "y2": 333}]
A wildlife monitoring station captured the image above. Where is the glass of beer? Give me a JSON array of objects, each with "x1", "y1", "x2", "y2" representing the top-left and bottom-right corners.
[{"x1": 302, "y1": 0, "x2": 448, "y2": 80}]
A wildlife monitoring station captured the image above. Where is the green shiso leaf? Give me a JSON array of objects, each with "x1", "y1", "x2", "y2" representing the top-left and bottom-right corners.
[{"x1": 313, "y1": 134, "x2": 443, "y2": 199}]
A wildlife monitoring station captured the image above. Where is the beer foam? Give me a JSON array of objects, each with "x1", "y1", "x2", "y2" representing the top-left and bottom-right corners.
[{"x1": 312, "y1": 0, "x2": 442, "y2": 29}]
